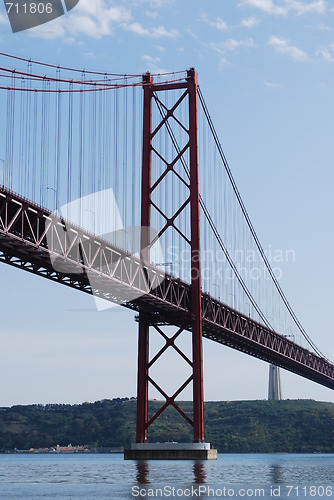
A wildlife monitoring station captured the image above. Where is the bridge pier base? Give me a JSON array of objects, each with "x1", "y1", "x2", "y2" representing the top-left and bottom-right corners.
[{"x1": 124, "y1": 442, "x2": 217, "y2": 460}]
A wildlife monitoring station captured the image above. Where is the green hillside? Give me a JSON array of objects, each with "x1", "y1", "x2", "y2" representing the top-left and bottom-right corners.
[{"x1": 0, "y1": 399, "x2": 333, "y2": 453}]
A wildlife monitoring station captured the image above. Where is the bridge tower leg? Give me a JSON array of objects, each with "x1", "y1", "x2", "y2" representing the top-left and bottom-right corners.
[
  {"x1": 135, "y1": 71, "x2": 153, "y2": 445},
  {"x1": 126, "y1": 69, "x2": 216, "y2": 460},
  {"x1": 188, "y1": 69, "x2": 205, "y2": 444}
]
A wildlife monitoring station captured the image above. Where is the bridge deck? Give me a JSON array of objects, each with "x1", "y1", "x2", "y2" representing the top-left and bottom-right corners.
[{"x1": 1, "y1": 185, "x2": 333, "y2": 391}]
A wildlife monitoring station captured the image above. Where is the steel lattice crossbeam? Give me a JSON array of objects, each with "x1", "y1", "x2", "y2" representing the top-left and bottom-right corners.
[{"x1": 1, "y1": 185, "x2": 334, "y2": 391}]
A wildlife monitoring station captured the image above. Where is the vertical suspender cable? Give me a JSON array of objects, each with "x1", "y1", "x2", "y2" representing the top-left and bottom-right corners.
[
  {"x1": 56, "y1": 68, "x2": 61, "y2": 212},
  {"x1": 67, "y1": 81, "x2": 73, "y2": 217},
  {"x1": 32, "y1": 90, "x2": 38, "y2": 201}
]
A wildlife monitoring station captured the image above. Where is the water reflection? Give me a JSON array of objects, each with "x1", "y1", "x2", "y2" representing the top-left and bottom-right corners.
[
  {"x1": 136, "y1": 462, "x2": 150, "y2": 484},
  {"x1": 134, "y1": 460, "x2": 207, "y2": 486},
  {"x1": 269, "y1": 463, "x2": 284, "y2": 484},
  {"x1": 193, "y1": 461, "x2": 206, "y2": 484}
]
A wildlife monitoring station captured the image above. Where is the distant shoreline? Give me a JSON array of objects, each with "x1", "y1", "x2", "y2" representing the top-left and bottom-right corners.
[
  {"x1": 4, "y1": 447, "x2": 124, "y2": 454},
  {"x1": 1, "y1": 398, "x2": 333, "y2": 454}
]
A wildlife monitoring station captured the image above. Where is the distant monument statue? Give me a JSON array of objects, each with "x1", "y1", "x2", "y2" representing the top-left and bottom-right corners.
[{"x1": 268, "y1": 364, "x2": 282, "y2": 400}]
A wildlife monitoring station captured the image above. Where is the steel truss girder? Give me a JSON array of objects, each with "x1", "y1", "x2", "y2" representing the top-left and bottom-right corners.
[
  {"x1": 201, "y1": 295, "x2": 334, "y2": 389},
  {"x1": 148, "y1": 87, "x2": 191, "y2": 247},
  {"x1": 0, "y1": 185, "x2": 334, "y2": 391},
  {"x1": 0, "y1": 185, "x2": 189, "y2": 311},
  {"x1": 146, "y1": 324, "x2": 194, "y2": 429}
]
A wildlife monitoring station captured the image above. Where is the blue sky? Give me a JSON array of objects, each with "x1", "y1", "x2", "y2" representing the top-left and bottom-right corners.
[{"x1": 0, "y1": 0, "x2": 334, "y2": 406}]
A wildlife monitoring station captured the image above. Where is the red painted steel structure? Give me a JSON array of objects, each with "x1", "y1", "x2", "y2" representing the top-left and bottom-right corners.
[
  {"x1": 136, "y1": 72, "x2": 153, "y2": 444},
  {"x1": 188, "y1": 70, "x2": 204, "y2": 443},
  {"x1": 1, "y1": 67, "x2": 334, "y2": 444},
  {"x1": 1, "y1": 184, "x2": 334, "y2": 390},
  {"x1": 136, "y1": 69, "x2": 205, "y2": 443}
]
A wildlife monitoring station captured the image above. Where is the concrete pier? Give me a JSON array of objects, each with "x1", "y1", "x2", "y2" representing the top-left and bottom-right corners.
[{"x1": 124, "y1": 442, "x2": 217, "y2": 460}]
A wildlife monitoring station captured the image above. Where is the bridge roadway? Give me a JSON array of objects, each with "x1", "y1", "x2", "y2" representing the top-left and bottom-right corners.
[{"x1": 1, "y1": 185, "x2": 333, "y2": 391}]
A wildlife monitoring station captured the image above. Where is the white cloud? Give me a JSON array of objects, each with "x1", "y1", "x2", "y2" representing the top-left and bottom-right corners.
[
  {"x1": 200, "y1": 13, "x2": 228, "y2": 31},
  {"x1": 206, "y1": 38, "x2": 256, "y2": 69},
  {"x1": 215, "y1": 38, "x2": 256, "y2": 52},
  {"x1": 142, "y1": 54, "x2": 160, "y2": 64},
  {"x1": 0, "y1": 13, "x2": 8, "y2": 25},
  {"x1": 141, "y1": 54, "x2": 168, "y2": 73},
  {"x1": 239, "y1": 0, "x2": 284, "y2": 15},
  {"x1": 241, "y1": 16, "x2": 260, "y2": 27},
  {"x1": 264, "y1": 80, "x2": 283, "y2": 88},
  {"x1": 268, "y1": 36, "x2": 309, "y2": 62},
  {"x1": 218, "y1": 57, "x2": 232, "y2": 71},
  {"x1": 30, "y1": 19, "x2": 66, "y2": 39},
  {"x1": 30, "y1": 1, "x2": 177, "y2": 41},
  {"x1": 132, "y1": 0, "x2": 175, "y2": 8},
  {"x1": 239, "y1": 0, "x2": 326, "y2": 16},
  {"x1": 73, "y1": 0, "x2": 131, "y2": 35},
  {"x1": 291, "y1": 0, "x2": 326, "y2": 14},
  {"x1": 318, "y1": 25, "x2": 334, "y2": 32},
  {"x1": 30, "y1": 0, "x2": 131, "y2": 39},
  {"x1": 317, "y1": 44, "x2": 334, "y2": 62},
  {"x1": 146, "y1": 0, "x2": 171, "y2": 6},
  {"x1": 145, "y1": 11, "x2": 159, "y2": 18},
  {"x1": 124, "y1": 22, "x2": 177, "y2": 38},
  {"x1": 185, "y1": 26, "x2": 199, "y2": 40}
]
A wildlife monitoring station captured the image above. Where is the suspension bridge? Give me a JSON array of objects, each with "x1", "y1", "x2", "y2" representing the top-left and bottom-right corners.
[{"x1": 0, "y1": 52, "x2": 333, "y2": 459}]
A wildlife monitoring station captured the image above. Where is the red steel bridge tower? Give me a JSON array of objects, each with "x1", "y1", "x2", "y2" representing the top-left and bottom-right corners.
[{"x1": 126, "y1": 69, "x2": 215, "y2": 459}]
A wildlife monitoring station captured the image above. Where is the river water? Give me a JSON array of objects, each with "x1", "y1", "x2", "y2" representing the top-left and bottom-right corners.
[{"x1": 0, "y1": 453, "x2": 333, "y2": 499}]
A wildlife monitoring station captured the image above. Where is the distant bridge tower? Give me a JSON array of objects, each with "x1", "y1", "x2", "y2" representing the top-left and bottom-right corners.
[{"x1": 268, "y1": 364, "x2": 282, "y2": 400}]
